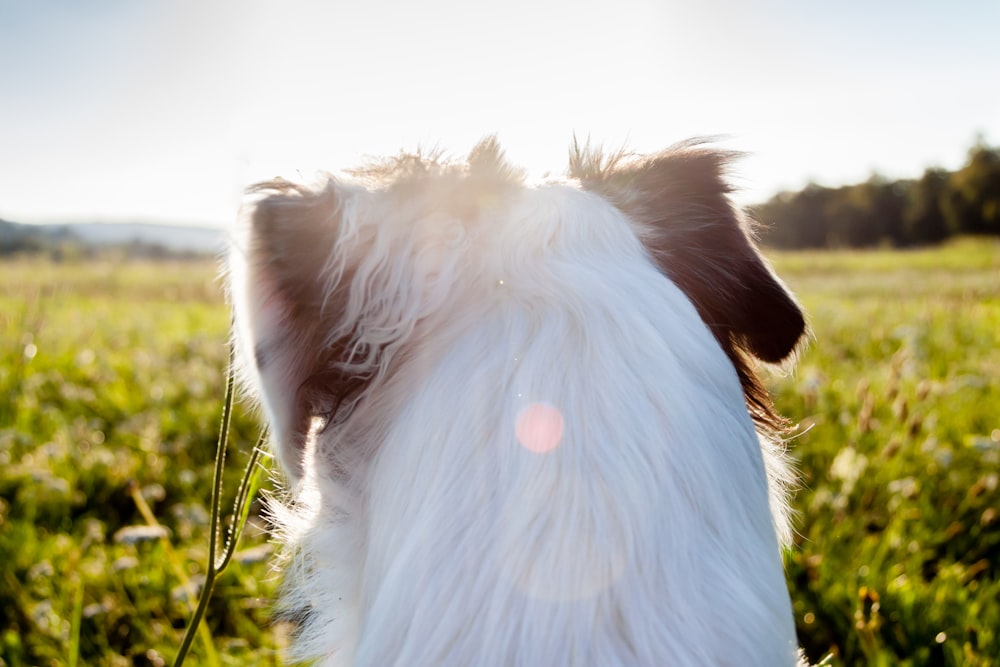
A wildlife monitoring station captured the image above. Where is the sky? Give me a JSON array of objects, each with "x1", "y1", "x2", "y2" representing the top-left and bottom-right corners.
[{"x1": 1, "y1": 0, "x2": 998, "y2": 227}]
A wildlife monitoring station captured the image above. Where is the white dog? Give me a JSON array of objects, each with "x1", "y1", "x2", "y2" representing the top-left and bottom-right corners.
[{"x1": 228, "y1": 138, "x2": 807, "y2": 666}]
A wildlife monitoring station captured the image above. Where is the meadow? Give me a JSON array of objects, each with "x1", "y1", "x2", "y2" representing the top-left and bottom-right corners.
[{"x1": 0, "y1": 238, "x2": 997, "y2": 666}]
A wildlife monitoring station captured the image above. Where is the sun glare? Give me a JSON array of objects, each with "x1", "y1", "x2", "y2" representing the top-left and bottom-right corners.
[{"x1": 515, "y1": 402, "x2": 565, "y2": 454}]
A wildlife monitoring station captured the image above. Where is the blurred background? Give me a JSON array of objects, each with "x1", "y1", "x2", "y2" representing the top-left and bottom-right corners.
[{"x1": 1, "y1": 1, "x2": 998, "y2": 665}]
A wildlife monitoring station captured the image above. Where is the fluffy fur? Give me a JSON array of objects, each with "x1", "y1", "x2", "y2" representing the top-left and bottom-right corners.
[{"x1": 228, "y1": 138, "x2": 808, "y2": 665}]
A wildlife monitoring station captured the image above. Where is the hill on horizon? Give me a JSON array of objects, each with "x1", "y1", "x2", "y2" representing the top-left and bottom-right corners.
[{"x1": 0, "y1": 219, "x2": 226, "y2": 255}]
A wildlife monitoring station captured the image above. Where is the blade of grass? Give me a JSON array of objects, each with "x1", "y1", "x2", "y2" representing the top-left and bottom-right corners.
[
  {"x1": 67, "y1": 574, "x2": 84, "y2": 667},
  {"x1": 217, "y1": 435, "x2": 266, "y2": 572},
  {"x1": 173, "y1": 348, "x2": 267, "y2": 667}
]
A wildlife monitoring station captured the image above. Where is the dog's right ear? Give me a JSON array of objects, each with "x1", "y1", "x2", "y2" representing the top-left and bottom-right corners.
[
  {"x1": 571, "y1": 139, "x2": 806, "y2": 433},
  {"x1": 571, "y1": 140, "x2": 805, "y2": 365},
  {"x1": 232, "y1": 178, "x2": 359, "y2": 480}
]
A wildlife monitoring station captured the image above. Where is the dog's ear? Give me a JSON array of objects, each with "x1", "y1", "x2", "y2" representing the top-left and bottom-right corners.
[
  {"x1": 574, "y1": 140, "x2": 806, "y2": 432},
  {"x1": 233, "y1": 178, "x2": 362, "y2": 479},
  {"x1": 574, "y1": 140, "x2": 806, "y2": 365}
]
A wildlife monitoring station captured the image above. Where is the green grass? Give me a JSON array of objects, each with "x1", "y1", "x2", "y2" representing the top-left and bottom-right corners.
[
  {"x1": 768, "y1": 238, "x2": 1000, "y2": 665},
  {"x1": 1, "y1": 238, "x2": 998, "y2": 665},
  {"x1": 0, "y1": 260, "x2": 282, "y2": 666}
]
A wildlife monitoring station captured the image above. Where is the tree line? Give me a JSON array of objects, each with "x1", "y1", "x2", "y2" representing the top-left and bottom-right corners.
[{"x1": 753, "y1": 141, "x2": 1000, "y2": 249}]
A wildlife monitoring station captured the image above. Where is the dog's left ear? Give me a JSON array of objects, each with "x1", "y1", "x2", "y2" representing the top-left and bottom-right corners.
[{"x1": 574, "y1": 140, "x2": 806, "y2": 364}]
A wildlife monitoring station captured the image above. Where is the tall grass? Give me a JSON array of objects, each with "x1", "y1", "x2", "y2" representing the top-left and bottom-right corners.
[
  {"x1": 0, "y1": 259, "x2": 281, "y2": 665},
  {"x1": 1, "y1": 238, "x2": 997, "y2": 665},
  {"x1": 768, "y1": 238, "x2": 1000, "y2": 665}
]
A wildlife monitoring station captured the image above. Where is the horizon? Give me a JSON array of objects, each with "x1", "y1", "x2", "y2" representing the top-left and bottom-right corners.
[
  {"x1": 2, "y1": 138, "x2": 991, "y2": 231},
  {"x1": 2, "y1": 1, "x2": 998, "y2": 228}
]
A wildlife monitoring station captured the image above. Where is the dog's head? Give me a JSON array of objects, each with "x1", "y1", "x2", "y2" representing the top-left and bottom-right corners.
[{"x1": 229, "y1": 138, "x2": 806, "y2": 482}]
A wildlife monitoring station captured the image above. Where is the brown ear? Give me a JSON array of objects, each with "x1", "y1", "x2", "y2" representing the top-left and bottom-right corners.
[
  {"x1": 573, "y1": 140, "x2": 806, "y2": 432},
  {"x1": 239, "y1": 178, "x2": 363, "y2": 479},
  {"x1": 249, "y1": 179, "x2": 342, "y2": 314},
  {"x1": 573, "y1": 139, "x2": 806, "y2": 365}
]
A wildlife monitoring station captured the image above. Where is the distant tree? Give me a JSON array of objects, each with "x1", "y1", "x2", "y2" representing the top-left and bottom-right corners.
[
  {"x1": 755, "y1": 183, "x2": 834, "y2": 249},
  {"x1": 757, "y1": 139, "x2": 1000, "y2": 249},
  {"x1": 0, "y1": 219, "x2": 48, "y2": 256},
  {"x1": 903, "y1": 168, "x2": 952, "y2": 244},
  {"x1": 757, "y1": 178, "x2": 908, "y2": 248},
  {"x1": 943, "y1": 142, "x2": 1000, "y2": 235}
]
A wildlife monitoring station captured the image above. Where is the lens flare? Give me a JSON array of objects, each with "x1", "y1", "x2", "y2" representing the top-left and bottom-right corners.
[{"x1": 515, "y1": 403, "x2": 564, "y2": 453}]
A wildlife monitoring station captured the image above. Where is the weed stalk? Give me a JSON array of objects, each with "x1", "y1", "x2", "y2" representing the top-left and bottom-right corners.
[{"x1": 172, "y1": 348, "x2": 265, "y2": 667}]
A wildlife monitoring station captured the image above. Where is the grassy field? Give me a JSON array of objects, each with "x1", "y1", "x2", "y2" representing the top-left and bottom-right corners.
[{"x1": 1, "y1": 238, "x2": 998, "y2": 666}]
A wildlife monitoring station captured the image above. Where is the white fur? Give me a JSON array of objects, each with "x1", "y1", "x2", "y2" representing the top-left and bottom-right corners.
[{"x1": 229, "y1": 158, "x2": 802, "y2": 665}]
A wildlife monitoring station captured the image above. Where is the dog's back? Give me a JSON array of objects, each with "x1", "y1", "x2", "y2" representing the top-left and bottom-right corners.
[{"x1": 229, "y1": 139, "x2": 806, "y2": 666}]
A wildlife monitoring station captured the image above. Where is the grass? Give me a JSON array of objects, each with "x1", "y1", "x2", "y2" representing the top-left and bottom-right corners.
[
  {"x1": 768, "y1": 238, "x2": 1000, "y2": 665},
  {"x1": 0, "y1": 260, "x2": 281, "y2": 666},
  {"x1": 1, "y1": 237, "x2": 998, "y2": 665}
]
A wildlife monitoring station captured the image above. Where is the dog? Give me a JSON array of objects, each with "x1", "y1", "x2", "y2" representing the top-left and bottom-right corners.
[{"x1": 228, "y1": 137, "x2": 808, "y2": 665}]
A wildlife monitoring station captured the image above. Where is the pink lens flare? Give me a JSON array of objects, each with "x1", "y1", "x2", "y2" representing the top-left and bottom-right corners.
[{"x1": 515, "y1": 403, "x2": 565, "y2": 453}]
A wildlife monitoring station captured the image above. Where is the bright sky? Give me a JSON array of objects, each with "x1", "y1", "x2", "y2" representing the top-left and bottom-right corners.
[{"x1": 1, "y1": 0, "x2": 997, "y2": 226}]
